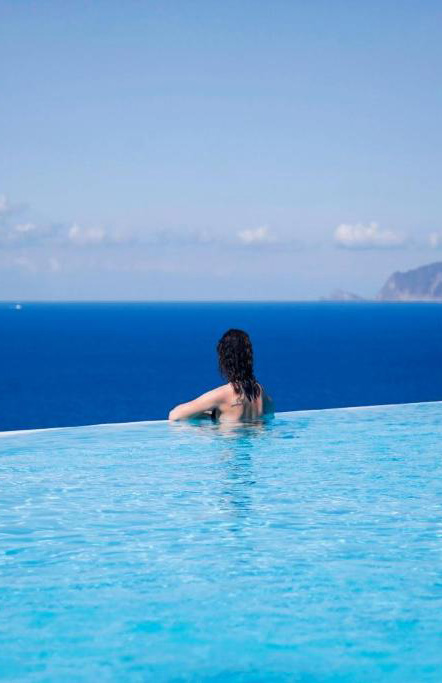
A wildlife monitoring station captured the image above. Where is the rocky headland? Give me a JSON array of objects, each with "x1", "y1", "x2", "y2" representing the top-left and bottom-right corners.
[{"x1": 377, "y1": 262, "x2": 442, "y2": 301}]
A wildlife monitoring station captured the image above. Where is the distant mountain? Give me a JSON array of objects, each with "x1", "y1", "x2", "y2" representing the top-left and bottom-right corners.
[
  {"x1": 325, "y1": 289, "x2": 365, "y2": 301},
  {"x1": 378, "y1": 262, "x2": 442, "y2": 301}
]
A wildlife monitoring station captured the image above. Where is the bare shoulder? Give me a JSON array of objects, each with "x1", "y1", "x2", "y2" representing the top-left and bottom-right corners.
[
  {"x1": 213, "y1": 383, "x2": 233, "y2": 402},
  {"x1": 205, "y1": 383, "x2": 237, "y2": 407},
  {"x1": 197, "y1": 384, "x2": 231, "y2": 403}
]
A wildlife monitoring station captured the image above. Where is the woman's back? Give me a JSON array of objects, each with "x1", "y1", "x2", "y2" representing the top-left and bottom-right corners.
[
  {"x1": 215, "y1": 382, "x2": 268, "y2": 422},
  {"x1": 168, "y1": 328, "x2": 274, "y2": 423}
]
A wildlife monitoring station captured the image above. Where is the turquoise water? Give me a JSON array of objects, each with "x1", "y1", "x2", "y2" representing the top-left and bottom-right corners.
[{"x1": 1, "y1": 403, "x2": 442, "y2": 681}]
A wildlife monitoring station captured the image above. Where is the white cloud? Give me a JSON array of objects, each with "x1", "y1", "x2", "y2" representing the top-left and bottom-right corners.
[
  {"x1": 0, "y1": 195, "x2": 30, "y2": 245},
  {"x1": 334, "y1": 222, "x2": 406, "y2": 249},
  {"x1": 0, "y1": 192, "x2": 138, "y2": 248},
  {"x1": 428, "y1": 232, "x2": 442, "y2": 249},
  {"x1": 0, "y1": 220, "x2": 58, "y2": 246},
  {"x1": 237, "y1": 226, "x2": 277, "y2": 246},
  {"x1": 66, "y1": 223, "x2": 135, "y2": 247},
  {"x1": 0, "y1": 194, "x2": 27, "y2": 222},
  {"x1": 68, "y1": 223, "x2": 107, "y2": 246},
  {"x1": 13, "y1": 255, "x2": 35, "y2": 270},
  {"x1": 14, "y1": 222, "x2": 36, "y2": 234},
  {"x1": 146, "y1": 227, "x2": 214, "y2": 246},
  {"x1": 0, "y1": 194, "x2": 11, "y2": 217}
]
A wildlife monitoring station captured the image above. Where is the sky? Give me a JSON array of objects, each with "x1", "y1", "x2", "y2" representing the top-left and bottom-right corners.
[{"x1": 1, "y1": 0, "x2": 442, "y2": 300}]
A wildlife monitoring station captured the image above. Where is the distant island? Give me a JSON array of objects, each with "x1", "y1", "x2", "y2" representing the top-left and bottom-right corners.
[
  {"x1": 326, "y1": 261, "x2": 442, "y2": 302},
  {"x1": 377, "y1": 261, "x2": 442, "y2": 301},
  {"x1": 323, "y1": 289, "x2": 366, "y2": 302}
]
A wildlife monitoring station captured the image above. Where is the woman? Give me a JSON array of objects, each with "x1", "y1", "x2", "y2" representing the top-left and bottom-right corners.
[{"x1": 169, "y1": 328, "x2": 274, "y2": 422}]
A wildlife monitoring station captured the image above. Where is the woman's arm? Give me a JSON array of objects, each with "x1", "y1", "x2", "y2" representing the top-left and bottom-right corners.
[{"x1": 168, "y1": 387, "x2": 226, "y2": 421}]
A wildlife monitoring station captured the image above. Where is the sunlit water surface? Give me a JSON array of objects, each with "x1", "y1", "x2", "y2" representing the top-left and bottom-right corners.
[{"x1": 1, "y1": 403, "x2": 442, "y2": 681}]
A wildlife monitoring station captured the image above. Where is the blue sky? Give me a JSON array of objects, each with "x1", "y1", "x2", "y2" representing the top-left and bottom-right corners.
[{"x1": 1, "y1": 0, "x2": 442, "y2": 299}]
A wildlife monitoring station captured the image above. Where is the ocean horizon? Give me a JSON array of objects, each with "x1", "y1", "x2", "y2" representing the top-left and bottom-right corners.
[{"x1": 1, "y1": 301, "x2": 442, "y2": 432}]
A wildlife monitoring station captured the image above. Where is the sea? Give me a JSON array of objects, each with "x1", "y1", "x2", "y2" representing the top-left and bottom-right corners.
[{"x1": 1, "y1": 301, "x2": 442, "y2": 432}]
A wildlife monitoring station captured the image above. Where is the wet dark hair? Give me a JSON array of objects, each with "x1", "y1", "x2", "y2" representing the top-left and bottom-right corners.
[{"x1": 217, "y1": 329, "x2": 261, "y2": 401}]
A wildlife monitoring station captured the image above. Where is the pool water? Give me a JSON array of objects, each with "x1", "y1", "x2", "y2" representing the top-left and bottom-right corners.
[{"x1": 1, "y1": 403, "x2": 442, "y2": 681}]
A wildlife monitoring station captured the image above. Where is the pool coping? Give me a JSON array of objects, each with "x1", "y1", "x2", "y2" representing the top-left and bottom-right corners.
[{"x1": 1, "y1": 400, "x2": 441, "y2": 438}]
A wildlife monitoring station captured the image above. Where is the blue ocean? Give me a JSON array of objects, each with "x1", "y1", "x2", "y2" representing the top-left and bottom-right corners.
[{"x1": 1, "y1": 302, "x2": 442, "y2": 432}]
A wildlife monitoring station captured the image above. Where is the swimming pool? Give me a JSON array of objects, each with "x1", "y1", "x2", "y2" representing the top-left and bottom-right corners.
[{"x1": 1, "y1": 402, "x2": 442, "y2": 681}]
